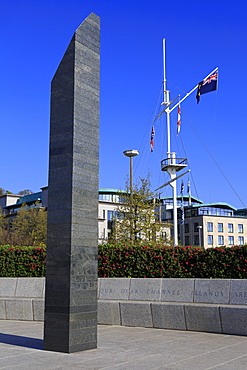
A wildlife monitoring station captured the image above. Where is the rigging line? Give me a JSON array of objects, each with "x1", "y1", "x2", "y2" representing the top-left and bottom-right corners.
[
  {"x1": 166, "y1": 79, "x2": 187, "y2": 95},
  {"x1": 184, "y1": 112, "x2": 246, "y2": 208},
  {"x1": 135, "y1": 83, "x2": 163, "y2": 160},
  {"x1": 157, "y1": 116, "x2": 167, "y2": 188},
  {"x1": 171, "y1": 117, "x2": 200, "y2": 200},
  {"x1": 209, "y1": 90, "x2": 219, "y2": 203},
  {"x1": 134, "y1": 84, "x2": 164, "y2": 179}
]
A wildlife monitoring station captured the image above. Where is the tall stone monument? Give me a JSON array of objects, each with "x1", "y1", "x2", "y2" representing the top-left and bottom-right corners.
[{"x1": 44, "y1": 13, "x2": 100, "y2": 353}]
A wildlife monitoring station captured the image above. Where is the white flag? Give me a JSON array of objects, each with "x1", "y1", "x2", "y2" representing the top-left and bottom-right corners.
[{"x1": 177, "y1": 104, "x2": 181, "y2": 135}]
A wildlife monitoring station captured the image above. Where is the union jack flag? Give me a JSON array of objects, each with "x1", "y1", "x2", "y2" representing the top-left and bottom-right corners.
[
  {"x1": 150, "y1": 125, "x2": 155, "y2": 152},
  {"x1": 201, "y1": 71, "x2": 218, "y2": 86},
  {"x1": 196, "y1": 69, "x2": 218, "y2": 103}
]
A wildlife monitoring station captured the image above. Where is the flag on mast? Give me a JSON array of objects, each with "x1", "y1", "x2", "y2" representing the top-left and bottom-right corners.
[
  {"x1": 177, "y1": 104, "x2": 181, "y2": 135},
  {"x1": 180, "y1": 180, "x2": 185, "y2": 224},
  {"x1": 196, "y1": 69, "x2": 218, "y2": 103},
  {"x1": 150, "y1": 125, "x2": 155, "y2": 152},
  {"x1": 180, "y1": 180, "x2": 184, "y2": 196},
  {"x1": 181, "y1": 205, "x2": 185, "y2": 225},
  {"x1": 187, "y1": 177, "x2": 191, "y2": 205}
]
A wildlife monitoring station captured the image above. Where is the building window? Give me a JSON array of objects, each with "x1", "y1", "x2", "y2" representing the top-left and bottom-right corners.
[
  {"x1": 207, "y1": 222, "x2": 213, "y2": 232},
  {"x1": 185, "y1": 223, "x2": 189, "y2": 233},
  {"x1": 194, "y1": 235, "x2": 199, "y2": 245},
  {"x1": 191, "y1": 209, "x2": 198, "y2": 216},
  {"x1": 228, "y1": 223, "x2": 233, "y2": 233},
  {"x1": 228, "y1": 236, "x2": 234, "y2": 245},
  {"x1": 238, "y1": 236, "x2": 244, "y2": 245},
  {"x1": 185, "y1": 236, "x2": 190, "y2": 246},
  {"x1": 194, "y1": 222, "x2": 198, "y2": 232},
  {"x1": 218, "y1": 223, "x2": 223, "y2": 232},
  {"x1": 161, "y1": 231, "x2": 167, "y2": 240},
  {"x1": 238, "y1": 224, "x2": 243, "y2": 233},
  {"x1": 218, "y1": 235, "x2": 224, "y2": 245},
  {"x1": 103, "y1": 210, "x2": 105, "y2": 219},
  {"x1": 208, "y1": 235, "x2": 213, "y2": 245}
]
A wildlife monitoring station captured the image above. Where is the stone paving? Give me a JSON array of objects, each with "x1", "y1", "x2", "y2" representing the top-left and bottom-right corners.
[{"x1": 1, "y1": 321, "x2": 247, "y2": 369}]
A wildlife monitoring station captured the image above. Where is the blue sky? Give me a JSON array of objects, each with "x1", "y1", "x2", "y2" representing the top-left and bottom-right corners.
[{"x1": 1, "y1": 0, "x2": 246, "y2": 208}]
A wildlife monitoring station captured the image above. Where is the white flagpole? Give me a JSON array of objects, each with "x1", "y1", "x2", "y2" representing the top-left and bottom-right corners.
[
  {"x1": 162, "y1": 40, "x2": 179, "y2": 246},
  {"x1": 162, "y1": 39, "x2": 171, "y2": 157}
]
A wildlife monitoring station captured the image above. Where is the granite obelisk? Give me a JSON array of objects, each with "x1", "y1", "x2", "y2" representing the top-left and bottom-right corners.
[{"x1": 44, "y1": 13, "x2": 100, "y2": 353}]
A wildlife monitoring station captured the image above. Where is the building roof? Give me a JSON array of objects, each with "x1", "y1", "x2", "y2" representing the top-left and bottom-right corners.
[
  {"x1": 4, "y1": 191, "x2": 42, "y2": 210},
  {"x1": 160, "y1": 195, "x2": 204, "y2": 204},
  {"x1": 190, "y1": 202, "x2": 237, "y2": 211},
  {"x1": 99, "y1": 188, "x2": 126, "y2": 194}
]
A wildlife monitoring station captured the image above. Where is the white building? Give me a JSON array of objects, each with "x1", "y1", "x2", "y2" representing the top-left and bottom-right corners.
[{"x1": 1, "y1": 188, "x2": 247, "y2": 247}]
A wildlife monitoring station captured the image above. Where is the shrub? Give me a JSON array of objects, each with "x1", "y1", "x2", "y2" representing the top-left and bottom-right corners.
[
  {"x1": 98, "y1": 243, "x2": 247, "y2": 278},
  {"x1": 0, "y1": 245, "x2": 46, "y2": 277},
  {"x1": 1, "y1": 244, "x2": 247, "y2": 278}
]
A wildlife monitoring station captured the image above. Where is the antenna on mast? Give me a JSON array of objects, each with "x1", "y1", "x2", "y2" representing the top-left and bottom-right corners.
[{"x1": 162, "y1": 38, "x2": 170, "y2": 106}]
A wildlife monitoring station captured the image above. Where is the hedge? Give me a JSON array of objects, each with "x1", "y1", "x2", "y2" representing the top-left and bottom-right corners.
[
  {"x1": 0, "y1": 245, "x2": 46, "y2": 277},
  {"x1": 98, "y1": 244, "x2": 247, "y2": 278},
  {"x1": 1, "y1": 244, "x2": 247, "y2": 278}
]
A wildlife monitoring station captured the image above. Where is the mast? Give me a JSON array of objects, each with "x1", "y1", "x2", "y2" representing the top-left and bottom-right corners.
[
  {"x1": 162, "y1": 39, "x2": 171, "y2": 157},
  {"x1": 157, "y1": 41, "x2": 217, "y2": 246},
  {"x1": 161, "y1": 39, "x2": 187, "y2": 247}
]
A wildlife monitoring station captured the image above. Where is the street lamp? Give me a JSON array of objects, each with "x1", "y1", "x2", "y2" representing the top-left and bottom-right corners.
[
  {"x1": 123, "y1": 150, "x2": 139, "y2": 194},
  {"x1": 197, "y1": 225, "x2": 203, "y2": 248},
  {"x1": 123, "y1": 149, "x2": 139, "y2": 244}
]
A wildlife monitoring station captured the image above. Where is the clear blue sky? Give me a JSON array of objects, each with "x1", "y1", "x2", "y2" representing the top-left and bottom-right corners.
[{"x1": 1, "y1": 0, "x2": 246, "y2": 208}]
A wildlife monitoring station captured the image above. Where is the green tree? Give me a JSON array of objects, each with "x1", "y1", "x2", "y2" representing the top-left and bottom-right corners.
[
  {"x1": 10, "y1": 203, "x2": 47, "y2": 246},
  {"x1": 0, "y1": 208, "x2": 8, "y2": 243},
  {"x1": 110, "y1": 176, "x2": 170, "y2": 245},
  {"x1": 0, "y1": 188, "x2": 12, "y2": 195},
  {"x1": 18, "y1": 189, "x2": 33, "y2": 196}
]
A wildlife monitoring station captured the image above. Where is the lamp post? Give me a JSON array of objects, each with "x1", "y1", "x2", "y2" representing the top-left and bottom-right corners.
[
  {"x1": 123, "y1": 150, "x2": 139, "y2": 195},
  {"x1": 197, "y1": 225, "x2": 202, "y2": 248},
  {"x1": 123, "y1": 149, "x2": 139, "y2": 244}
]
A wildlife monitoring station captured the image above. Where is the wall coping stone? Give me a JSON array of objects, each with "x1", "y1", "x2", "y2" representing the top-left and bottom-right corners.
[{"x1": 1, "y1": 277, "x2": 247, "y2": 305}]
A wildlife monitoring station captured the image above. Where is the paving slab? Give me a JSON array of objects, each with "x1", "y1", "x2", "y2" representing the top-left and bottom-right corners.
[{"x1": 1, "y1": 321, "x2": 247, "y2": 369}]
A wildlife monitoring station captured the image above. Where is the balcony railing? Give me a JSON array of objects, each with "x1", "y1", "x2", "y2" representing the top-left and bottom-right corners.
[{"x1": 161, "y1": 157, "x2": 188, "y2": 171}]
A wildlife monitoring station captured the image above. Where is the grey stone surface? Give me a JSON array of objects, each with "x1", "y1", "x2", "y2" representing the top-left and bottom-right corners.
[
  {"x1": 230, "y1": 279, "x2": 247, "y2": 305},
  {"x1": 16, "y1": 278, "x2": 45, "y2": 298},
  {"x1": 44, "y1": 12, "x2": 100, "y2": 353},
  {"x1": 5, "y1": 299, "x2": 33, "y2": 321},
  {"x1": 160, "y1": 278, "x2": 194, "y2": 302},
  {"x1": 33, "y1": 299, "x2": 45, "y2": 321},
  {"x1": 194, "y1": 278, "x2": 230, "y2": 304},
  {"x1": 0, "y1": 300, "x2": 6, "y2": 319},
  {"x1": 129, "y1": 278, "x2": 162, "y2": 301},
  {"x1": 185, "y1": 303, "x2": 222, "y2": 333},
  {"x1": 152, "y1": 302, "x2": 186, "y2": 330},
  {"x1": 3, "y1": 321, "x2": 247, "y2": 370},
  {"x1": 98, "y1": 300, "x2": 121, "y2": 325},
  {"x1": 99, "y1": 278, "x2": 130, "y2": 300},
  {"x1": 220, "y1": 305, "x2": 247, "y2": 335},
  {"x1": 0, "y1": 278, "x2": 17, "y2": 297},
  {"x1": 120, "y1": 301, "x2": 153, "y2": 327}
]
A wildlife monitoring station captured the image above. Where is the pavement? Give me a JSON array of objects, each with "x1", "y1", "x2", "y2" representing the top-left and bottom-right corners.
[{"x1": 0, "y1": 321, "x2": 247, "y2": 369}]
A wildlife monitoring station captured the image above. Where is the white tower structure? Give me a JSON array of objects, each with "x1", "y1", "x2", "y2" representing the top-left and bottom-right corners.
[{"x1": 161, "y1": 39, "x2": 188, "y2": 247}]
